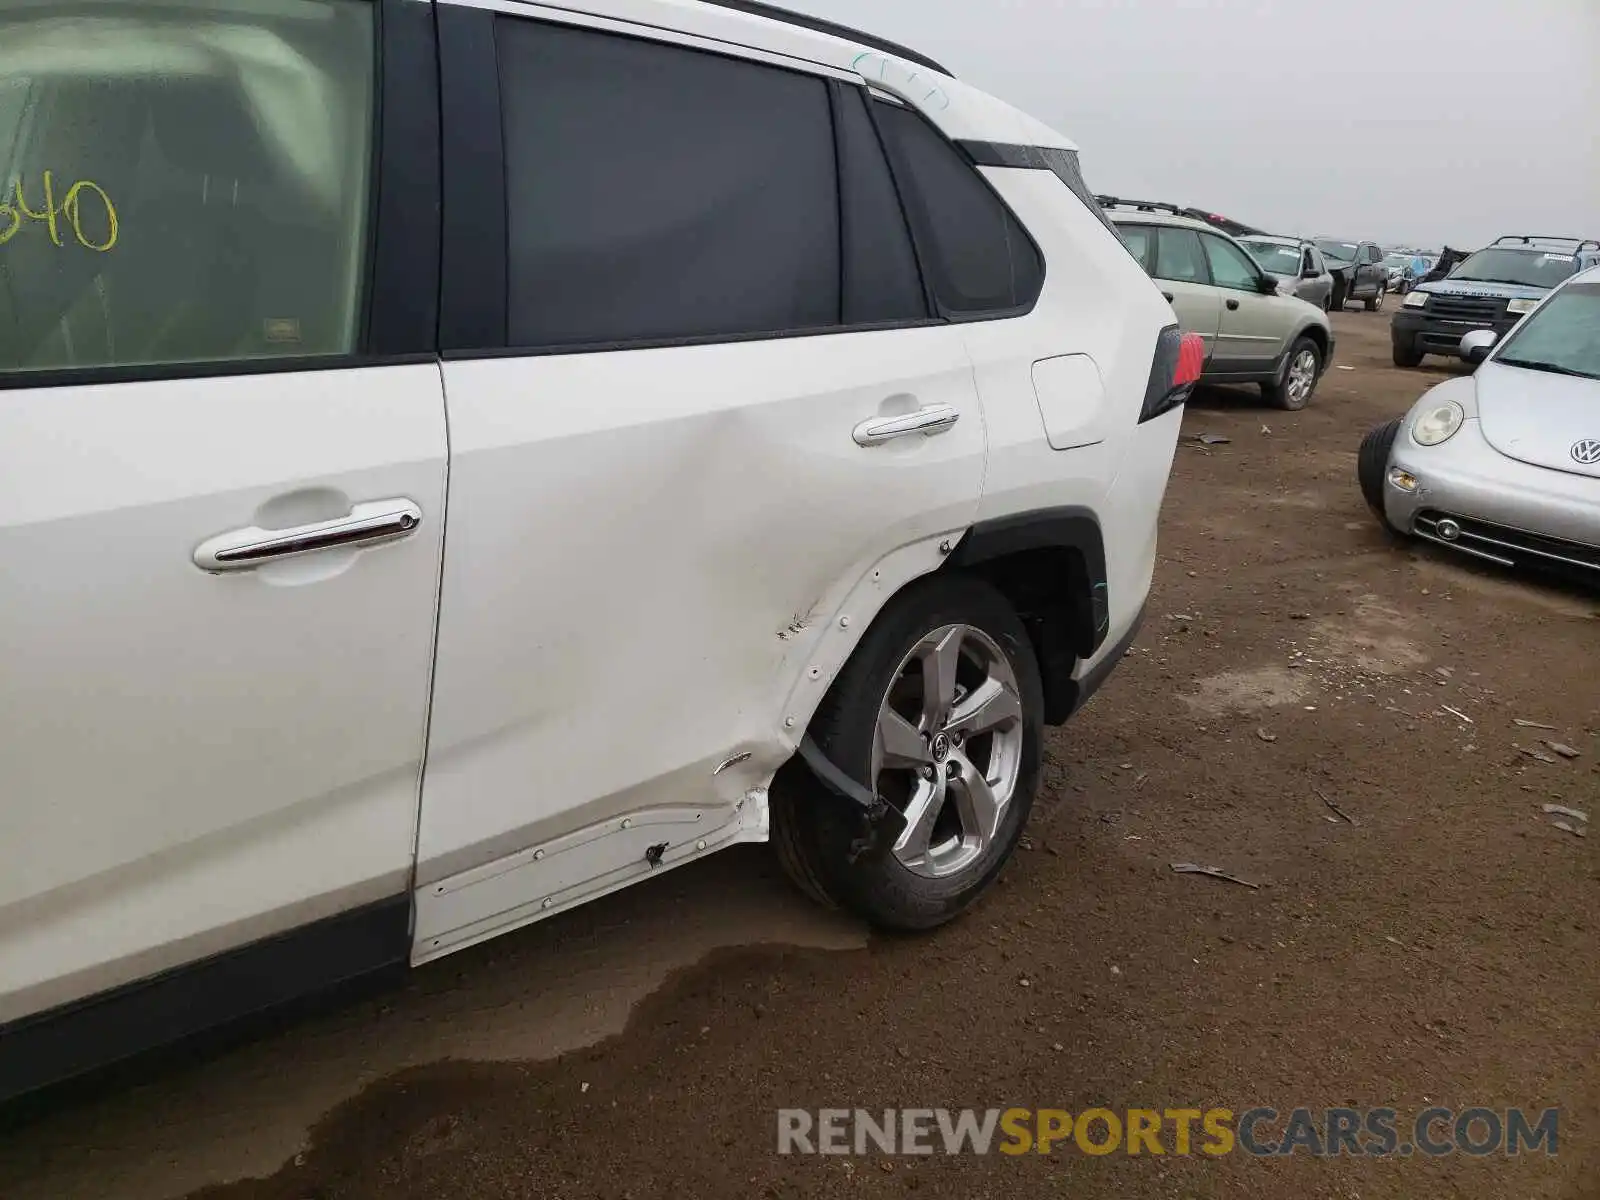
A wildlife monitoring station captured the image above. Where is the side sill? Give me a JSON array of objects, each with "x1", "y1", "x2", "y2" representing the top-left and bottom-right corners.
[{"x1": 0, "y1": 896, "x2": 411, "y2": 1108}]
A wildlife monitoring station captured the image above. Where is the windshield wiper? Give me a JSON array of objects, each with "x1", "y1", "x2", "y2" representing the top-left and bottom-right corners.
[
  {"x1": 1495, "y1": 357, "x2": 1596, "y2": 379},
  {"x1": 1458, "y1": 278, "x2": 1539, "y2": 287}
]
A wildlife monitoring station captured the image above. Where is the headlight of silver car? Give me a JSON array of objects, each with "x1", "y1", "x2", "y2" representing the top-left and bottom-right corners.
[
  {"x1": 1505, "y1": 297, "x2": 1539, "y2": 315},
  {"x1": 1403, "y1": 291, "x2": 1429, "y2": 308},
  {"x1": 1411, "y1": 400, "x2": 1464, "y2": 447}
]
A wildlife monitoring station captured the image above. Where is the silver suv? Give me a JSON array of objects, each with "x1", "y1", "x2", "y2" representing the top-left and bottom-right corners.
[{"x1": 1102, "y1": 200, "x2": 1336, "y2": 409}]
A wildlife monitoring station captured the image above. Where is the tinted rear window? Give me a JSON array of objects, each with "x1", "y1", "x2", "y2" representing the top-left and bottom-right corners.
[
  {"x1": 497, "y1": 19, "x2": 840, "y2": 348},
  {"x1": 872, "y1": 99, "x2": 1042, "y2": 317}
]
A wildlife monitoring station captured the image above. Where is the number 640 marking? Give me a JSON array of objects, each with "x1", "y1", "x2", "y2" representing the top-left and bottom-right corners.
[{"x1": 0, "y1": 171, "x2": 120, "y2": 252}]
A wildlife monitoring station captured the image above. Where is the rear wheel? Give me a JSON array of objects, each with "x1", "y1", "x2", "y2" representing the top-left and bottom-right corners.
[
  {"x1": 1261, "y1": 337, "x2": 1322, "y2": 410},
  {"x1": 1358, "y1": 417, "x2": 1403, "y2": 529},
  {"x1": 1392, "y1": 343, "x2": 1424, "y2": 368},
  {"x1": 770, "y1": 575, "x2": 1043, "y2": 931}
]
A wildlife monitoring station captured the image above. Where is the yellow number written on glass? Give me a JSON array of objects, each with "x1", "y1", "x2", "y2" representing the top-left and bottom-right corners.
[{"x1": 0, "y1": 171, "x2": 119, "y2": 252}]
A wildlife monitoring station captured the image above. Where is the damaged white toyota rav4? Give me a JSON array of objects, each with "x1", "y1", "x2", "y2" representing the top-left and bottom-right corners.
[{"x1": 0, "y1": 0, "x2": 1192, "y2": 1099}]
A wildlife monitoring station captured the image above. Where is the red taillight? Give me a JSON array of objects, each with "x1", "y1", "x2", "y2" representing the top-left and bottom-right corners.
[
  {"x1": 1140, "y1": 326, "x2": 1204, "y2": 423},
  {"x1": 1174, "y1": 332, "x2": 1205, "y2": 388}
]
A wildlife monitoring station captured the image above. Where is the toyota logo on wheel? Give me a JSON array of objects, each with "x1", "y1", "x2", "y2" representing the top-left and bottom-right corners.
[{"x1": 1573, "y1": 439, "x2": 1600, "y2": 466}]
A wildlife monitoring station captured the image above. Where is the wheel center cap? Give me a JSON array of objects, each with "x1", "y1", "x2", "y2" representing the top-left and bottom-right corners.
[{"x1": 930, "y1": 732, "x2": 951, "y2": 763}]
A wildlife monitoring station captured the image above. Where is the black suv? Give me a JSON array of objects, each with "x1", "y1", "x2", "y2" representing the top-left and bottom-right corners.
[{"x1": 1315, "y1": 239, "x2": 1388, "y2": 310}]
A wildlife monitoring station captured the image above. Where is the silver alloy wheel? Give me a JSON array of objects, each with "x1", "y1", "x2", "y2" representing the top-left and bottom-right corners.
[
  {"x1": 1286, "y1": 348, "x2": 1318, "y2": 406},
  {"x1": 871, "y1": 623, "x2": 1025, "y2": 879},
  {"x1": 1375, "y1": 287, "x2": 1385, "y2": 310}
]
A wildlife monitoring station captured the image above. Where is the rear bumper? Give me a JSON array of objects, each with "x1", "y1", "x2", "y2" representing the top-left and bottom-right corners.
[
  {"x1": 1385, "y1": 419, "x2": 1600, "y2": 580},
  {"x1": 1390, "y1": 310, "x2": 1519, "y2": 358}
]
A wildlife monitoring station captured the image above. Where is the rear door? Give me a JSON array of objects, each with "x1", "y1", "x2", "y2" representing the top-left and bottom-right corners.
[
  {"x1": 1360, "y1": 243, "x2": 1384, "y2": 295},
  {"x1": 1202, "y1": 232, "x2": 1285, "y2": 369},
  {"x1": 414, "y1": 4, "x2": 986, "y2": 956},
  {"x1": 1153, "y1": 226, "x2": 1223, "y2": 360},
  {"x1": 0, "y1": 0, "x2": 446, "y2": 1048}
]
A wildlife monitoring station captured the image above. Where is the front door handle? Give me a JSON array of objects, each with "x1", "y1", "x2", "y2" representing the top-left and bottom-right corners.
[
  {"x1": 1225, "y1": 298, "x2": 1240, "y2": 310},
  {"x1": 853, "y1": 404, "x2": 961, "y2": 447},
  {"x1": 193, "y1": 499, "x2": 423, "y2": 573}
]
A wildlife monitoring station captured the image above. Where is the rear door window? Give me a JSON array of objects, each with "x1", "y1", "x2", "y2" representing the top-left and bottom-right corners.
[
  {"x1": 1116, "y1": 224, "x2": 1154, "y2": 273},
  {"x1": 871, "y1": 98, "x2": 1042, "y2": 317},
  {"x1": 0, "y1": 0, "x2": 375, "y2": 373},
  {"x1": 1154, "y1": 227, "x2": 1210, "y2": 285},
  {"x1": 496, "y1": 18, "x2": 840, "y2": 348}
]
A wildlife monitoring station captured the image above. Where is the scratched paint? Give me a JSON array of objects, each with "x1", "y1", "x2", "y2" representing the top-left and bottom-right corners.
[{"x1": 849, "y1": 50, "x2": 951, "y2": 111}]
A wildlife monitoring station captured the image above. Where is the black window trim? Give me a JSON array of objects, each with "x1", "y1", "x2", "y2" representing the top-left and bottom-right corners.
[
  {"x1": 441, "y1": 10, "x2": 956, "y2": 361},
  {"x1": 958, "y1": 138, "x2": 1126, "y2": 248},
  {"x1": 830, "y1": 79, "x2": 937, "y2": 323},
  {"x1": 0, "y1": 0, "x2": 441, "y2": 393}
]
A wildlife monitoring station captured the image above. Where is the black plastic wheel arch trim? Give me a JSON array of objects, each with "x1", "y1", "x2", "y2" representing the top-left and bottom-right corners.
[
  {"x1": 946, "y1": 508, "x2": 1109, "y2": 726},
  {"x1": 947, "y1": 507, "x2": 1109, "y2": 649},
  {"x1": 1066, "y1": 600, "x2": 1147, "y2": 717},
  {"x1": 797, "y1": 734, "x2": 909, "y2": 863}
]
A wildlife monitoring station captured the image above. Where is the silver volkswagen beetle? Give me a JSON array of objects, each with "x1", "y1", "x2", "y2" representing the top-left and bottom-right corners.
[{"x1": 1359, "y1": 262, "x2": 1600, "y2": 582}]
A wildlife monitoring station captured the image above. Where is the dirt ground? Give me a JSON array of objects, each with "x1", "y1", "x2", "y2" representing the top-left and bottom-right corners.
[{"x1": 4, "y1": 307, "x2": 1597, "y2": 1200}]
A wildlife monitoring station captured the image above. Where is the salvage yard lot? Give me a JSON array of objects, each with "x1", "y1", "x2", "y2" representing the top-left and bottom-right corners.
[{"x1": 5, "y1": 307, "x2": 1597, "y2": 1200}]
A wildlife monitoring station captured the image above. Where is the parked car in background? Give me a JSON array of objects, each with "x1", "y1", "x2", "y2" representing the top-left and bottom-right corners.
[
  {"x1": 1239, "y1": 234, "x2": 1334, "y2": 310},
  {"x1": 1390, "y1": 235, "x2": 1600, "y2": 367},
  {"x1": 1360, "y1": 262, "x2": 1600, "y2": 582},
  {"x1": 1407, "y1": 253, "x2": 1438, "y2": 290},
  {"x1": 1384, "y1": 252, "x2": 1421, "y2": 294},
  {"x1": 1417, "y1": 246, "x2": 1471, "y2": 285},
  {"x1": 0, "y1": 0, "x2": 1189, "y2": 1102},
  {"x1": 1316, "y1": 239, "x2": 1389, "y2": 310},
  {"x1": 1106, "y1": 201, "x2": 1335, "y2": 409}
]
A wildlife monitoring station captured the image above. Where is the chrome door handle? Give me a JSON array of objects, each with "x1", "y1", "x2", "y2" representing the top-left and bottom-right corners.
[
  {"x1": 193, "y1": 499, "x2": 423, "y2": 573},
  {"x1": 853, "y1": 404, "x2": 961, "y2": 447}
]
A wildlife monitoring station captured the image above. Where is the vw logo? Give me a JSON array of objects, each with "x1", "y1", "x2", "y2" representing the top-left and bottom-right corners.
[{"x1": 1572, "y1": 439, "x2": 1600, "y2": 466}]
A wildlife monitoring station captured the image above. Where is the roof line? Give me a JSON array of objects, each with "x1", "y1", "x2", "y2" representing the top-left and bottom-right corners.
[{"x1": 692, "y1": 0, "x2": 954, "y2": 76}]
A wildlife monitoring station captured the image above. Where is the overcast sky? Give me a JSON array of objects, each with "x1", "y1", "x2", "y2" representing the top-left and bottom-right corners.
[{"x1": 788, "y1": 0, "x2": 1600, "y2": 250}]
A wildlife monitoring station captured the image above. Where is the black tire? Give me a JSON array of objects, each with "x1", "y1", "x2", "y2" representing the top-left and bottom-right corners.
[
  {"x1": 1365, "y1": 285, "x2": 1385, "y2": 312},
  {"x1": 1330, "y1": 278, "x2": 1347, "y2": 311},
  {"x1": 1392, "y1": 343, "x2": 1424, "y2": 368},
  {"x1": 769, "y1": 574, "x2": 1044, "y2": 931},
  {"x1": 1260, "y1": 335, "x2": 1322, "y2": 410},
  {"x1": 1358, "y1": 417, "x2": 1402, "y2": 527}
]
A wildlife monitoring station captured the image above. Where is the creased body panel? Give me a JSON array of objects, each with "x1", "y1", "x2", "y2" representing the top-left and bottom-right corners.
[{"x1": 423, "y1": 327, "x2": 984, "y2": 884}]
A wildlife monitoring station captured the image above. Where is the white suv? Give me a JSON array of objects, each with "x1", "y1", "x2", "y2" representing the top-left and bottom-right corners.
[{"x1": 0, "y1": 0, "x2": 1188, "y2": 1098}]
